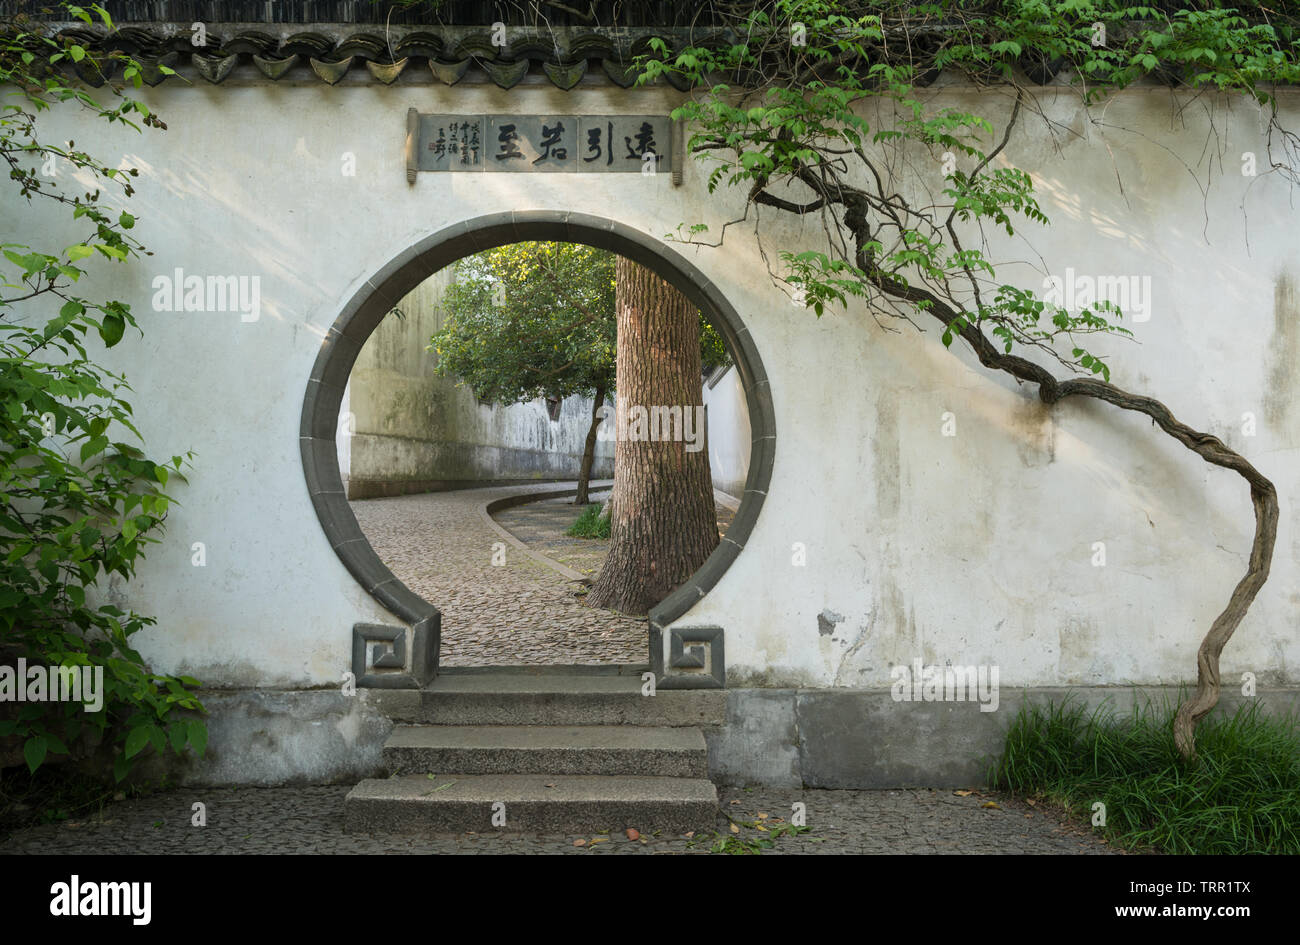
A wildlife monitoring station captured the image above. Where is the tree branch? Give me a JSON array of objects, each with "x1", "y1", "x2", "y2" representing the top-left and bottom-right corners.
[{"x1": 780, "y1": 141, "x2": 1279, "y2": 760}]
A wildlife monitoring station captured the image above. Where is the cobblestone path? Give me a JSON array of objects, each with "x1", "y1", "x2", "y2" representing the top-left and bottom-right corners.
[
  {"x1": 349, "y1": 484, "x2": 645, "y2": 666},
  {"x1": 0, "y1": 785, "x2": 1119, "y2": 855}
]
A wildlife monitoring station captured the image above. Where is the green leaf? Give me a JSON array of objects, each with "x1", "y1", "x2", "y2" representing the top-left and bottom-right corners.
[
  {"x1": 5, "y1": 250, "x2": 46, "y2": 275},
  {"x1": 24, "y1": 735, "x2": 48, "y2": 773},
  {"x1": 66, "y1": 244, "x2": 94, "y2": 262},
  {"x1": 124, "y1": 725, "x2": 150, "y2": 759},
  {"x1": 80, "y1": 435, "x2": 109, "y2": 462},
  {"x1": 99, "y1": 312, "x2": 126, "y2": 347},
  {"x1": 187, "y1": 720, "x2": 207, "y2": 757}
]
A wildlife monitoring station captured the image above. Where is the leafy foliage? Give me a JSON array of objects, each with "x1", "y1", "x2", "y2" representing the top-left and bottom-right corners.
[
  {"x1": 430, "y1": 241, "x2": 731, "y2": 407},
  {"x1": 432, "y1": 242, "x2": 618, "y2": 406},
  {"x1": 637, "y1": 0, "x2": 1300, "y2": 379},
  {"x1": 0, "y1": 2, "x2": 203, "y2": 780}
]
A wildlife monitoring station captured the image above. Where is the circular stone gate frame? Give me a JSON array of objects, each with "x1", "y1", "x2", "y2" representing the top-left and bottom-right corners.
[{"x1": 300, "y1": 211, "x2": 776, "y2": 689}]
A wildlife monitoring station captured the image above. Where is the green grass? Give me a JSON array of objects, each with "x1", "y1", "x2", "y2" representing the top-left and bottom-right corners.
[
  {"x1": 988, "y1": 695, "x2": 1300, "y2": 854},
  {"x1": 565, "y1": 503, "x2": 610, "y2": 540}
]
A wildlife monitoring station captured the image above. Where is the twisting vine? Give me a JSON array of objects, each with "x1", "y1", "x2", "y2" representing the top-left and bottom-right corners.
[{"x1": 637, "y1": 0, "x2": 1298, "y2": 759}]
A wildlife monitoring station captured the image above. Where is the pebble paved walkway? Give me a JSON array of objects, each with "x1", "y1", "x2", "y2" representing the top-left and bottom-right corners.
[
  {"x1": 0, "y1": 786, "x2": 1118, "y2": 855},
  {"x1": 349, "y1": 484, "x2": 645, "y2": 666}
]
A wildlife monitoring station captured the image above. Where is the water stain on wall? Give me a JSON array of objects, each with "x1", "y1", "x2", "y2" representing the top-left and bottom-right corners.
[
  {"x1": 1012, "y1": 399, "x2": 1056, "y2": 469},
  {"x1": 873, "y1": 389, "x2": 900, "y2": 519},
  {"x1": 1056, "y1": 615, "x2": 1111, "y2": 684},
  {"x1": 1264, "y1": 271, "x2": 1298, "y2": 432}
]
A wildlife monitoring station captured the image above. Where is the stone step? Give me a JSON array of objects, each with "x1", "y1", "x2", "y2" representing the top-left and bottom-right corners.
[
  {"x1": 383, "y1": 724, "x2": 708, "y2": 777},
  {"x1": 344, "y1": 773, "x2": 718, "y2": 834},
  {"x1": 393, "y1": 673, "x2": 726, "y2": 726}
]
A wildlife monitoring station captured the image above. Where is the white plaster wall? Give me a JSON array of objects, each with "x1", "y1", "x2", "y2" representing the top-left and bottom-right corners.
[
  {"x1": 703, "y1": 366, "x2": 751, "y2": 499},
  {"x1": 10, "y1": 77, "x2": 1298, "y2": 691}
]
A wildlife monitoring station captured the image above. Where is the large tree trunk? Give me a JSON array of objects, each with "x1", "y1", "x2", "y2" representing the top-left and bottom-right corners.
[
  {"x1": 586, "y1": 258, "x2": 719, "y2": 614},
  {"x1": 574, "y1": 383, "x2": 606, "y2": 506}
]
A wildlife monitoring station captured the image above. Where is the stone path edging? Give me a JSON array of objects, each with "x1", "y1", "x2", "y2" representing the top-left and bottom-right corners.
[{"x1": 478, "y1": 480, "x2": 615, "y2": 584}]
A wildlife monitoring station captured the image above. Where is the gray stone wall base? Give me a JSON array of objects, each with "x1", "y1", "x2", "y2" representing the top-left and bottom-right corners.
[
  {"x1": 133, "y1": 690, "x2": 397, "y2": 787},
  {"x1": 346, "y1": 476, "x2": 606, "y2": 500},
  {"x1": 707, "y1": 686, "x2": 1300, "y2": 788},
  {"x1": 132, "y1": 685, "x2": 1299, "y2": 789}
]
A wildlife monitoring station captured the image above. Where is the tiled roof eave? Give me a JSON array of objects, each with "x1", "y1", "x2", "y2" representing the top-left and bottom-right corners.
[
  {"x1": 29, "y1": 22, "x2": 690, "y2": 89},
  {"x1": 23, "y1": 21, "x2": 1293, "y2": 92}
]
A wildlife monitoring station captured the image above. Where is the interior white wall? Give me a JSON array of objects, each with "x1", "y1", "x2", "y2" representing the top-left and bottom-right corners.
[
  {"x1": 341, "y1": 265, "x2": 613, "y2": 495},
  {"x1": 703, "y1": 366, "x2": 751, "y2": 500}
]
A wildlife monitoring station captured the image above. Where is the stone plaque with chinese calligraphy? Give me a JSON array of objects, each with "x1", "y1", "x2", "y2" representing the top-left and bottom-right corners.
[
  {"x1": 416, "y1": 115, "x2": 485, "y2": 170},
  {"x1": 410, "y1": 114, "x2": 671, "y2": 174}
]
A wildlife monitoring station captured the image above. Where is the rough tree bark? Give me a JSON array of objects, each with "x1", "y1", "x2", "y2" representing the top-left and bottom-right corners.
[
  {"x1": 574, "y1": 383, "x2": 607, "y2": 505},
  {"x1": 585, "y1": 257, "x2": 719, "y2": 614},
  {"x1": 752, "y1": 93, "x2": 1279, "y2": 758}
]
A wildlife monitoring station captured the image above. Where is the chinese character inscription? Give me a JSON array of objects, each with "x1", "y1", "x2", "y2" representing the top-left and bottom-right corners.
[{"x1": 414, "y1": 115, "x2": 670, "y2": 174}]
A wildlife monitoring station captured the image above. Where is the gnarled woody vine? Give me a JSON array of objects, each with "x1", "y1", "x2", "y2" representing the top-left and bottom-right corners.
[{"x1": 639, "y1": 0, "x2": 1297, "y2": 758}]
